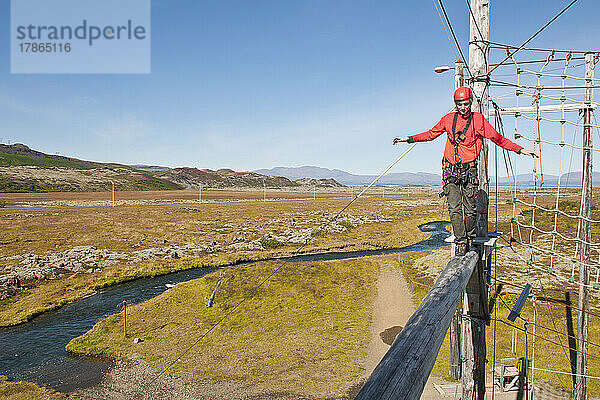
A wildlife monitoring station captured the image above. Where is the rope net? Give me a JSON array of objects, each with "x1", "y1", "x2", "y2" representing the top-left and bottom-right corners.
[
  {"x1": 487, "y1": 50, "x2": 600, "y2": 392},
  {"x1": 490, "y1": 51, "x2": 599, "y2": 294}
]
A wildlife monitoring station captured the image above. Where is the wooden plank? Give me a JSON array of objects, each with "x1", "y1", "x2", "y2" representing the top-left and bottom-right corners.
[
  {"x1": 355, "y1": 251, "x2": 478, "y2": 400},
  {"x1": 469, "y1": 1, "x2": 490, "y2": 398}
]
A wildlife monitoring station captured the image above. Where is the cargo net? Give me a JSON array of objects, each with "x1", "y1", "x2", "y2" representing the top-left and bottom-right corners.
[{"x1": 489, "y1": 51, "x2": 600, "y2": 294}]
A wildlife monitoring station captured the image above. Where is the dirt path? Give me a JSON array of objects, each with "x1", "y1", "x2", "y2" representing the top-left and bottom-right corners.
[
  {"x1": 353, "y1": 254, "x2": 451, "y2": 399},
  {"x1": 361, "y1": 255, "x2": 416, "y2": 377}
]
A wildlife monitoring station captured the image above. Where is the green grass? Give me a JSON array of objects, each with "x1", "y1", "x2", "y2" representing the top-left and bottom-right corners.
[
  {"x1": 0, "y1": 176, "x2": 78, "y2": 193},
  {"x1": 0, "y1": 152, "x2": 96, "y2": 169},
  {"x1": 67, "y1": 258, "x2": 379, "y2": 397},
  {"x1": 0, "y1": 376, "x2": 65, "y2": 399}
]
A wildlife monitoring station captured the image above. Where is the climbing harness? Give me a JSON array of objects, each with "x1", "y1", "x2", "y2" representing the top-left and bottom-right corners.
[{"x1": 451, "y1": 112, "x2": 473, "y2": 163}]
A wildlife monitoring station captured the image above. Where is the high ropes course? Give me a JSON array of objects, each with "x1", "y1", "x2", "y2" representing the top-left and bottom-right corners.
[{"x1": 357, "y1": 0, "x2": 600, "y2": 399}]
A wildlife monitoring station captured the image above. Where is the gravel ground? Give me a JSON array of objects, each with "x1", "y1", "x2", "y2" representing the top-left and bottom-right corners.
[{"x1": 69, "y1": 359, "x2": 341, "y2": 400}]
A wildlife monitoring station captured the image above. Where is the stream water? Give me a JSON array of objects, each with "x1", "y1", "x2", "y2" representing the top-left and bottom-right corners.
[{"x1": 0, "y1": 221, "x2": 449, "y2": 392}]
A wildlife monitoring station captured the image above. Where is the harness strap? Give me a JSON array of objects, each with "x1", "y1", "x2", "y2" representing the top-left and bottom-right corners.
[{"x1": 449, "y1": 112, "x2": 474, "y2": 163}]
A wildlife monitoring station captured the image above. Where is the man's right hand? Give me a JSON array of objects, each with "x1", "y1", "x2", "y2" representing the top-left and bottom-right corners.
[{"x1": 393, "y1": 136, "x2": 410, "y2": 145}]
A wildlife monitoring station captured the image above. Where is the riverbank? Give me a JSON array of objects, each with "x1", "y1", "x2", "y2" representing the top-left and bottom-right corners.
[
  {"x1": 0, "y1": 375, "x2": 65, "y2": 399},
  {"x1": 68, "y1": 258, "x2": 380, "y2": 398}
]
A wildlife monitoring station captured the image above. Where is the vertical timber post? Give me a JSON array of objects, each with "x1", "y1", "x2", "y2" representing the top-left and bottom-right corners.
[
  {"x1": 449, "y1": 59, "x2": 464, "y2": 381},
  {"x1": 463, "y1": 1, "x2": 490, "y2": 399},
  {"x1": 123, "y1": 300, "x2": 127, "y2": 337},
  {"x1": 575, "y1": 51, "x2": 594, "y2": 400}
]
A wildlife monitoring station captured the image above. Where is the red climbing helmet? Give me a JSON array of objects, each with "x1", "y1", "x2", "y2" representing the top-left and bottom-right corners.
[{"x1": 454, "y1": 86, "x2": 473, "y2": 101}]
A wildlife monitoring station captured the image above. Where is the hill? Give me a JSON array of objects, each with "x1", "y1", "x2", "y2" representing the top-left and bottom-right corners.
[
  {"x1": 0, "y1": 143, "x2": 100, "y2": 170},
  {"x1": 294, "y1": 177, "x2": 345, "y2": 187},
  {"x1": 0, "y1": 144, "x2": 344, "y2": 193},
  {"x1": 155, "y1": 167, "x2": 298, "y2": 189}
]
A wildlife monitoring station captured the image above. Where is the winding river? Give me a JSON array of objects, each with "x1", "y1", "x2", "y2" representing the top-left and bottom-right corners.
[{"x1": 0, "y1": 221, "x2": 450, "y2": 392}]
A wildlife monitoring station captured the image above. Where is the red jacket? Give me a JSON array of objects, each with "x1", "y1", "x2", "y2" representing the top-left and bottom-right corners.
[{"x1": 409, "y1": 111, "x2": 523, "y2": 165}]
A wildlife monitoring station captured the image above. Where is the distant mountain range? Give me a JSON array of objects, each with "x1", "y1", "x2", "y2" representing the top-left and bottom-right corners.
[
  {"x1": 490, "y1": 173, "x2": 599, "y2": 187},
  {"x1": 256, "y1": 166, "x2": 597, "y2": 187},
  {"x1": 255, "y1": 166, "x2": 441, "y2": 186}
]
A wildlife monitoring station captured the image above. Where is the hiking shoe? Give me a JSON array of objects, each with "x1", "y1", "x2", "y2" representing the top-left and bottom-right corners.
[{"x1": 455, "y1": 242, "x2": 468, "y2": 257}]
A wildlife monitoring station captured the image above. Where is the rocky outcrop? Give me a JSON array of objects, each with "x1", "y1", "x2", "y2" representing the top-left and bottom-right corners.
[
  {"x1": 0, "y1": 211, "x2": 391, "y2": 300},
  {"x1": 157, "y1": 167, "x2": 299, "y2": 189},
  {"x1": 294, "y1": 177, "x2": 344, "y2": 187}
]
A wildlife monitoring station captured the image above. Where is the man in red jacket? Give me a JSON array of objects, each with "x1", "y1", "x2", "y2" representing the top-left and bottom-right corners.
[{"x1": 393, "y1": 86, "x2": 536, "y2": 256}]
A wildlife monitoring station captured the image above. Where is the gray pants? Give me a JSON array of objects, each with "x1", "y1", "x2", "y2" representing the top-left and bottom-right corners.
[{"x1": 443, "y1": 179, "x2": 477, "y2": 245}]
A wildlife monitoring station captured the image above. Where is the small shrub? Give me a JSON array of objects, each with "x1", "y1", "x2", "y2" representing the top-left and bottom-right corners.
[
  {"x1": 260, "y1": 237, "x2": 284, "y2": 249},
  {"x1": 338, "y1": 220, "x2": 354, "y2": 230},
  {"x1": 311, "y1": 229, "x2": 327, "y2": 238}
]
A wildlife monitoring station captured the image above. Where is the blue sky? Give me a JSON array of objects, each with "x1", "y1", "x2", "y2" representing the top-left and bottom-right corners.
[{"x1": 1, "y1": 0, "x2": 599, "y2": 175}]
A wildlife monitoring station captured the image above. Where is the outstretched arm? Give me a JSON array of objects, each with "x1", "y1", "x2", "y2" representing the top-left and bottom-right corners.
[{"x1": 393, "y1": 114, "x2": 449, "y2": 145}]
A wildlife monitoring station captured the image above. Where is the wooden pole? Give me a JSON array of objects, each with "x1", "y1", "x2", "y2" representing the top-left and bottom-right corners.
[
  {"x1": 111, "y1": 181, "x2": 115, "y2": 207},
  {"x1": 449, "y1": 59, "x2": 464, "y2": 381},
  {"x1": 355, "y1": 252, "x2": 479, "y2": 400},
  {"x1": 470, "y1": 0, "x2": 491, "y2": 235},
  {"x1": 464, "y1": 1, "x2": 490, "y2": 399},
  {"x1": 575, "y1": 51, "x2": 594, "y2": 400},
  {"x1": 123, "y1": 300, "x2": 127, "y2": 337},
  {"x1": 532, "y1": 296, "x2": 537, "y2": 398}
]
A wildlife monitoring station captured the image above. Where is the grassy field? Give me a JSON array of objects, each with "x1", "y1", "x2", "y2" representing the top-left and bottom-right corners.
[
  {"x1": 66, "y1": 258, "x2": 379, "y2": 398},
  {"x1": 0, "y1": 195, "x2": 435, "y2": 257},
  {"x1": 0, "y1": 192, "x2": 444, "y2": 327},
  {"x1": 5, "y1": 185, "x2": 599, "y2": 397},
  {"x1": 0, "y1": 376, "x2": 65, "y2": 399}
]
